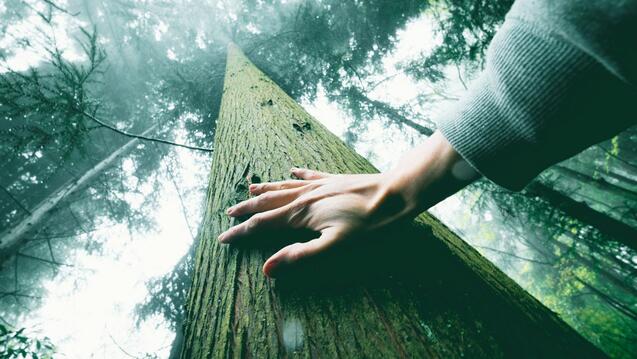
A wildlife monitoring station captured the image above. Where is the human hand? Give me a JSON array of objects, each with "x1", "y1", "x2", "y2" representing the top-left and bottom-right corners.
[
  {"x1": 218, "y1": 131, "x2": 480, "y2": 278},
  {"x1": 218, "y1": 168, "x2": 408, "y2": 277}
]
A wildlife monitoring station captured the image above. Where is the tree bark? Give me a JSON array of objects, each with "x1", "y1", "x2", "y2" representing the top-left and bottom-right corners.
[
  {"x1": 180, "y1": 44, "x2": 604, "y2": 358},
  {"x1": 0, "y1": 126, "x2": 156, "y2": 260}
]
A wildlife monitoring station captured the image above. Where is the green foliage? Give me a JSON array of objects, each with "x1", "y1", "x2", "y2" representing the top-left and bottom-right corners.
[
  {"x1": 402, "y1": 0, "x2": 513, "y2": 82},
  {"x1": 0, "y1": 324, "x2": 55, "y2": 359},
  {"x1": 0, "y1": 26, "x2": 106, "y2": 159},
  {"x1": 465, "y1": 178, "x2": 637, "y2": 358}
]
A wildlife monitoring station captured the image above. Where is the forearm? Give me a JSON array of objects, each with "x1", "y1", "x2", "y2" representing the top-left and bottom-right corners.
[{"x1": 437, "y1": 1, "x2": 637, "y2": 191}]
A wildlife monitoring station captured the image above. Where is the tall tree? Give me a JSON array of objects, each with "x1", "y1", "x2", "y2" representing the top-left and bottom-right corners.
[
  {"x1": 179, "y1": 44, "x2": 601, "y2": 358},
  {"x1": 0, "y1": 125, "x2": 156, "y2": 260}
]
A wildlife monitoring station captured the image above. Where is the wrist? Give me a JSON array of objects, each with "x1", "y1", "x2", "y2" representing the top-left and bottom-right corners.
[{"x1": 382, "y1": 131, "x2": 479, "y2": 215}]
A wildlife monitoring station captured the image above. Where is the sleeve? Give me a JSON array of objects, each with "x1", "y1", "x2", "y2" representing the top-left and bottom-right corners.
[{"x1": 437, "y1": 1, "x2": 637, "y2": 191}]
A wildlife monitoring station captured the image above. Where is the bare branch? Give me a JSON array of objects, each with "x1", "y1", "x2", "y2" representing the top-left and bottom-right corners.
[
  {"x1": 456, "y1": 64, "x2": 468, "y2": 90},
  {"x1": 0, "y1": 291, "x2": 41, "y2": 300},
  {"x1": 0, "y1": 185, "x2": 32, "y2": 215},
  {"x1": 80, "y1": 110, "x2": 214, "y2": 152},
  {"x1": 109, "y1": 332, "x2": 142, "y2": 359},
  {"x1": 17, "y1": 252, "x2": 73, "y2": 267},
  {"x1": 160, "y1": 145, "x2": 196, "y2": 240},
  {"x1": 473, "y1": 245, "x2": 555, "y2": 265}
]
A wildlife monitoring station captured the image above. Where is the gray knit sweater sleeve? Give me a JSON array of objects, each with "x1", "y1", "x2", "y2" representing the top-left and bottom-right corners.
[{"x1": 438, "y1": 0, "x2": 637, "y2": 191}]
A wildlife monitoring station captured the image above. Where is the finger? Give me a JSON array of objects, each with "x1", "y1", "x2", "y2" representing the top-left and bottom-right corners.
[
  {"x1": 249, "y1": 180, "x2": 309, "y2": 195},
  {"x1": 291, "y1": 167, "x2": 333, "y2": 180},
  {"x1": 218, "y1": 206, "x2": 287, "y2": 243},
  {"x1": 262, "y1": 229, "x2": 339, "y2": 277},
  {"x1": 227, "y1": 188, "x2": 301, "y2": 217}
]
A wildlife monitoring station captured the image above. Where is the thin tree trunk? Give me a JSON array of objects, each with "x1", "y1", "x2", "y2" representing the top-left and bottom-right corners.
[
  {"x1": 348, "y1": 87, "x2": 435, "y2": 136},
  {"x1": 525, "y1": 180, "x2": 637, "y2": 250},
  {"x1": 551, "y1": 165, "x2": 637, "y2": 203},
  {"x1": 0, "y1": 126, "x2": 156, "y2": 260},
  {"x1": 180, "y1": 44, "x2": 603, "y2": 358}
]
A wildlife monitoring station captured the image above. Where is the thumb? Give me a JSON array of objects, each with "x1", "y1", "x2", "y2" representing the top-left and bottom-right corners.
[{"x1": 263, "y1": 229, "x2": 338, "y2": 278}]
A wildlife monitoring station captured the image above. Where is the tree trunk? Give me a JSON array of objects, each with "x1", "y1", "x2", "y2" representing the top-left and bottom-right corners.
[
  {"x1": 0, "y1": 126, "x2": 156, "y2": 260},
  {"x1": 525, "y1": 180, "x2": 637, "y2": 250},
  {"x1": 181, "y1": 44, "x2": 604, "y2": 358},
  {"x1": 347, "y1": 86, "x2": 435, "y2": 136}
]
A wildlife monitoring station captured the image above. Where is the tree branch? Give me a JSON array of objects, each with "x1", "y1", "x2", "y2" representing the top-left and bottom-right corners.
[
  {"x1": 595, "y1": 144, "x2": 637, "y2": 170},
  {"x1": 17, "y1": 252, "x2": 73, "y2": 267},
  {"x1": 109, "y1": 332, "x2": 142, "y2": 359},
  {"x1": 0, "y1": 291, "x2": 41, "y2": 300},
  {"x1": 80, "y1": 110, "x2": 214, "y2": 153},
  {"x1": 473, "y1": 244, "x2": 554, "y2": 265},
  {"x1": 162, "y1": 146, "x2": 196, "y2": 241},
  {"x1": 456, "y1": 64, "x2": 468, "y2": 90},
  {"x1": 0, "y1": 185, "x2": 32, "y2": 215},
  {"x1": 39, "y1": 0, "x2": 80, "y2": 16}
]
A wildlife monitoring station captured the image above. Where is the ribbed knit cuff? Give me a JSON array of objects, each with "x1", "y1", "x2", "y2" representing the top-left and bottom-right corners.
[{"x1": 438, "y1": 18, "x2": 595, "y2": 191}]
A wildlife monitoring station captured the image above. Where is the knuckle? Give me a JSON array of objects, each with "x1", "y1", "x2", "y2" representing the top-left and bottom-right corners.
[
  {"x1": 292, "y1": 196, "x2": 311, "y2": 208},
  {"x1": 244, "y1": 221, "x2": 255, "y2": 232},
  {"x1": 286, "y1": 196, "x2": 312, "y2": 227},
  {"x1": 279, "y1": 181, "x2": 293, "y2": 190},
  {"x1": 256, "y1": 193, "x2": 270, "y2": 205},
  {"x1": 288, "y1": 200, "x2": 306, "y2": 217},
  {"x1": 247, "y1": 215, "x2": 262, "y2": 229}
]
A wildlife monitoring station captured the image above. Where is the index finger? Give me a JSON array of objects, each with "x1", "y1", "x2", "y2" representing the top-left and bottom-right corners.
[{"x1": 249, "y1": 180, "x2": 309, "y2": 195}]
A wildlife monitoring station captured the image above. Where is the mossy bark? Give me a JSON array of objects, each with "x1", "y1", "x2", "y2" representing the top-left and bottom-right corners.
[{"x1": 180, "y1": 44, "x2": 604, "y2": 358}]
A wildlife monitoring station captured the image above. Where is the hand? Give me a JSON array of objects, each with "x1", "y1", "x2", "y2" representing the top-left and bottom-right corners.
[
  {"x1": 218, "y1": 131, "x2": 480, "y2": 278},
  {"x1": 219, "y1": 168, "x2": 406, "y2": 277}
]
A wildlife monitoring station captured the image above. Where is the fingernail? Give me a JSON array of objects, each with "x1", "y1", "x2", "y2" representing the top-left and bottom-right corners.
[
  {"x1": 263, "y1": 259, "x2": 279, "y2": 277},
  {"x1": 290, "y1": 167, "x2": 298, "y2": 173},
  {"x1": 217, "y1": 232, "x2": 226, "y2": 243},
  {"x1": 226, "y1": 207, "x2": 234, "y2": 215},
  {"x1": 266, "y1": 258, "x2": 288, "y2": 278},
  {"x1": 249, "y1": 184, "x2": 258, "y2": 191}
]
